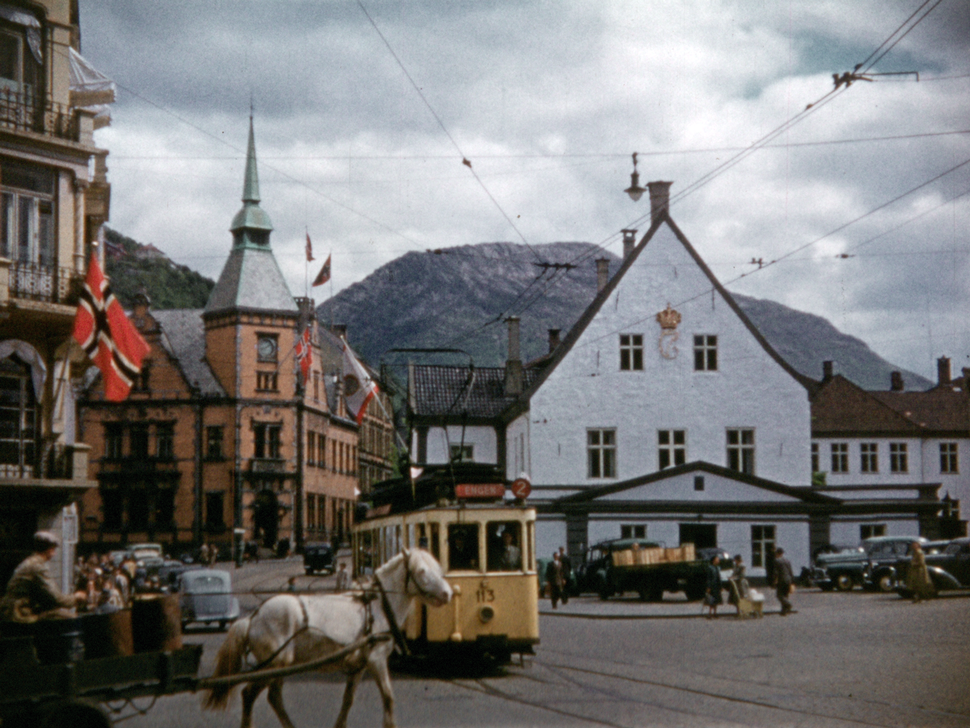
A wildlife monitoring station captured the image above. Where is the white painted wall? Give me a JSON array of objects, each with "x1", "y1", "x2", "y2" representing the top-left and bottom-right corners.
[
  {"x1": 586, "y1": 515, "x2": 811, "y2": 573},
  {"x1": 536, "y1": 515, "x2": 566, "y2": 559},
  {"x1": 413, "y1": 425, "x2": 498, "y2": 464},
  {"x1": 829, "y1": 517, "x2": 923, "y2": 545},
  {"x1": 522, "y1": 224, "x2": 811, "y2": 490},
  {"x1": 815, "y1": 436, "x2": 969, "y2": 505},
  {"x1": 598, "y1": 471, "x2": 800, "y2": 503}
]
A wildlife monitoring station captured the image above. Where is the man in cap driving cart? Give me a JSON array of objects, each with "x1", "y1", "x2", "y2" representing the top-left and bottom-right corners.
[{"x1": 0, "y1": 531, "x2": 86, "y2": 622}]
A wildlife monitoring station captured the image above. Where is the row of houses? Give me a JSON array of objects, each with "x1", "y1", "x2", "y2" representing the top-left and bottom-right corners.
[
  {"x1": 409, "y1": 183, "x2": 968, "y2": 575},
  {"x1": 1, "y1": 2, "x2": 962, "y2": 587},
  {"x1": 76, "y1": 120, "x2": 397, "y2": 558}
]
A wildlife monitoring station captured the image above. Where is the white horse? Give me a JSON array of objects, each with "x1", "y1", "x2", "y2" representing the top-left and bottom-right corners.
[{"x1": 204, "y1": 549, "x2": 452, "y2": 728}]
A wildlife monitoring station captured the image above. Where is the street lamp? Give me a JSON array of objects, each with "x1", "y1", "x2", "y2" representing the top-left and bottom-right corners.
[{"x1": 624, "y1": 152, "x2": 646, "y2": 202}]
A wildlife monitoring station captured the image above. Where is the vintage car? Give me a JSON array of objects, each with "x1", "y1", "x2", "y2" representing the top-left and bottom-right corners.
[
  {"x1": 894, "y1": 537, "x2": 970, "y2": 597},
  {"x1": 176, "y1": 568, "x2": 240, "y2": 630},
  {"x1": 813, "y1": 536, "x2": 927, "y2": 591},
  {"x1": 303, "y1": 542, "x2": 336, "y2": 575}
]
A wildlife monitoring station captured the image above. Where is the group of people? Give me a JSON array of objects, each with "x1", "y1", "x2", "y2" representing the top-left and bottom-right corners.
[{"x1": 705, "y1": 548, "x2": 793, "y2": 618}]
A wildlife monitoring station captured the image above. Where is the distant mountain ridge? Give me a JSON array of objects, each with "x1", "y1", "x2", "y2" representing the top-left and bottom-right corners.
[{"x1": 318, "y1": 242, "x2": 931, "y2": 392}]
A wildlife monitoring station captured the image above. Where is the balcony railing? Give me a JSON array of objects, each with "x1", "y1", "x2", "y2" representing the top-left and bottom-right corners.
[
  {"x1": 251, "y1": 458, "x2": 287, "y2": 474},
  {"x1": 8, "y1": 261, "x2": 80, "y2": 304},
  {"x1": 0, "y1": 444, "x2": 83, "y2": 480},
  {"x1": 0, "y1": 86, "x2": 78, "y2": 141}
]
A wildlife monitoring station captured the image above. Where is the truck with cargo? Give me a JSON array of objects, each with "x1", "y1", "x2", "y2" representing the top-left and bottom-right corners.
[{"x1": 577, "y1": 539, "x2": 710, "y2": 601}]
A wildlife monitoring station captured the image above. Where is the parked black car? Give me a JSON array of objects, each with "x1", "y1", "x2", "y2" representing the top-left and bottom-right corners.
[
  {"x1": 813, "y1": 536, "x2": 927, "y2": 591},
  {"x1": 893, "y1": 537, "x2": 970, "y2": 597},
  {"x1": 303, "y1": 542, "x2": 335, "y2": 575}
]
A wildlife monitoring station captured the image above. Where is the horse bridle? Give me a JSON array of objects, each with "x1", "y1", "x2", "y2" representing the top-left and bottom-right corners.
[{"x1": 372, "y1": 550, "x2": 441, "y2": 656}]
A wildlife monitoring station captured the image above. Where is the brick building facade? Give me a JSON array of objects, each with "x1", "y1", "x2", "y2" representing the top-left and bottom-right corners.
[{"x1": 77, "y1": 120, "x2": 374, "y2": 555}]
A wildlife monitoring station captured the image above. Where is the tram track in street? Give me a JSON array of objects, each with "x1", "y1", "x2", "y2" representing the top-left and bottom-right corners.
[
  {"x1": 436, "y1": 647, "x2": 967, "y2": 728},
  {"x1": 530, "y1": 651, "x2": 970, "y2": 728}
]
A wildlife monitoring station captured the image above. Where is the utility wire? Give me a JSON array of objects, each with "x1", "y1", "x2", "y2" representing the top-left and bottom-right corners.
[
  {"x1": 468, "y1": 0, "x2": 956, "y2": 332},
  {"x1": 356, "y1": 0, "x2": 545, "y2": 265},
  {"x1": 577, "y1": 154, "x2": 970, "y2": 348},
  {"x1": 96, "y1": 75, "x2": 428, "y2": 250}
]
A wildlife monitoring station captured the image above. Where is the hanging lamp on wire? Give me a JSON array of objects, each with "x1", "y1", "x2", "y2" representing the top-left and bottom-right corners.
[{"x1": 624, "y1": 152, "x2": 646, "y2": 202}]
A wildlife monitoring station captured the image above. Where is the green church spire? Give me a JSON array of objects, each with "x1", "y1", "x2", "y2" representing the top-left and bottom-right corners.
[{"x1": 230, "y1": 115, "x2": 273, "y2": 245}]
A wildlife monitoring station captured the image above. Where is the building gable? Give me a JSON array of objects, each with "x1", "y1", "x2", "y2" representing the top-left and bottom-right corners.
[
  {"x1": 559, "y1": 461, "x2": 835, "y2": 506},
  {"x1": 515, "y1": 206, "x2": 812, "y2": 487}
]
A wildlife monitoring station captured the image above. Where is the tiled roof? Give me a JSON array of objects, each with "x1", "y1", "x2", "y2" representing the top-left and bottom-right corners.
[
  {"x1": 410, "y1": 364, "x2": 540, "y2": 420},
  {"x1": 205, "y1": 246, "x2": 298, "y2": 315},
  {"x1": 811, "y1": 375, "x2": 969, "y2": 435},
  {"x1": 152, "y1": 309, "x2": 226, "y2": 397},
  {"x1": 871, "y1": 388, "x2": 970, "y2": 433}
]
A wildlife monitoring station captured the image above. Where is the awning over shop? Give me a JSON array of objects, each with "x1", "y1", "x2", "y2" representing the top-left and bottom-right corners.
[{"x1": 68, "y1": 47, "x2": 116, "y2": 127}]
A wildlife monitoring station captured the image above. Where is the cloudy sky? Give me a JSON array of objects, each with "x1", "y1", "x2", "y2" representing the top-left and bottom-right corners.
[{"x1": 78, "y1": 1, "x2": 969, "y2": 381}]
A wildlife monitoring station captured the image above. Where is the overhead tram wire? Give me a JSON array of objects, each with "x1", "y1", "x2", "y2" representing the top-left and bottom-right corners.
[
  {"x1": 356, "y1": 0, "x2": 546, "y2": 266},
  {"x1": 476, "y1": 0, "x2": 958, "y2": 326},
  {"x1": 855, "y1": 0, "x2": 944, "y2": 74},
  {"x1": 575, "y1": 153, "x2": 970, "y2": 349},
  {"x1": 101, "y1": 75, "x2": 427, "y2": 250}
]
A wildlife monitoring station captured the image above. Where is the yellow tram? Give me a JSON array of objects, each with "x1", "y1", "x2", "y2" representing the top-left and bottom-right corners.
[{"x1": 351, "y1": 473, "x2": 539, "y2": 664}]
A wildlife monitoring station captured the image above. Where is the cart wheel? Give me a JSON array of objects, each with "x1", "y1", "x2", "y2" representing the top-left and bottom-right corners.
[{"x1": 40, "y1": 701, "x2": 112, "y2": 728}]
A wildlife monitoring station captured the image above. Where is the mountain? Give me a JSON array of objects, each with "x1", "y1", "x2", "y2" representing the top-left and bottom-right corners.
[
  {"x1": 318, "y1": 242, "x2": 932, "y2": 391},
  {"x1": 103, "y1": 227, "x2": 214, "y2": 309}
]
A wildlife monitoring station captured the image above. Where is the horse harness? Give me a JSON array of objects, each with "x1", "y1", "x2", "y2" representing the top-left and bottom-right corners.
[{"x1": 245, "y1": 553, "x2": 433, "y2": 671}]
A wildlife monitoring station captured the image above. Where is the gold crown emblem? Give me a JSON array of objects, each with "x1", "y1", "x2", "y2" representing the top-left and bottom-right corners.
[{"x1": 656, "y1": 305, "x2": 681, "y2": 330}]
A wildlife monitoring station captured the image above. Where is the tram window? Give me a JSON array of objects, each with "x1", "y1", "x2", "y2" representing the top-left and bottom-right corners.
[
  {"x1": 487, "y1": 521, "x2": 523, "y2": 571},
  {"x1": 447, "y1": 524, "x2": 479, "y2": 571},
  {"x1": 430, "y1": 523, "x2": 440, "y2": 560}
]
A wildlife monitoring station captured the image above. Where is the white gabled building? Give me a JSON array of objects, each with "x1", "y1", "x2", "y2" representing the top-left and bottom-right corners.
[
  {"x1": 406, "y1": 182, "x2": 946, "y2": 576},
  {"x1": 501, "y1": 183, "x2": 816, "y2": 573}
]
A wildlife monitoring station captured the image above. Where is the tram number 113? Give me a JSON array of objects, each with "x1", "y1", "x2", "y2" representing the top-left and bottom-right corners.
[{"x1": 476, "y1": 585, "x2": 495, "y2": 603}]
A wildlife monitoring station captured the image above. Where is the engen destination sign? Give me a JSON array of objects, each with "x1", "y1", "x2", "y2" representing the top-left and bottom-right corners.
[{"x1": 454, "y1": 483, "x2": 506, "y2": 499}]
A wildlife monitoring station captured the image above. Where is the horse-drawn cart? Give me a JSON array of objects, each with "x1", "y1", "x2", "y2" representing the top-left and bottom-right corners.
[
  {"x1": 0, "y1": 631, "x2": 202, "y2": 727},
  {"x1": 0, "y1": 604, "x2": 389, "y2": 728}
]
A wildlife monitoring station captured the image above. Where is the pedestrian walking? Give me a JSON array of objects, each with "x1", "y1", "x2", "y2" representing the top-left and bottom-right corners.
[
  {"x1": 906, "y1": 541, "x2": 935, "y2": 602},
  {"x1": 558, "y1": 546, "x2": 571, "y2": 604},
  {"x1": 772, "y1": 547, "x2": 795, "y2": 616},
  {"x1": 545, "y1": 552, "x2": 564, "y2": 609},
  {"x1": 704, "y1": 554, "x2": 723, "y2": 618}
]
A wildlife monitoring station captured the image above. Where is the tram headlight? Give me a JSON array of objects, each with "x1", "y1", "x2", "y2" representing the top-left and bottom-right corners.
[{"x1": 478, "y1": 605, "x2": 495, "y2": 623}]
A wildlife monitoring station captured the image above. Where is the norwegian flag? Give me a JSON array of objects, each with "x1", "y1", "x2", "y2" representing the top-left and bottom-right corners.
[
  {"x1": 296, "y1": 325, "x2": 313, "y2": 383},
  {"x1": 312, "y1": 254, "x2": 331, "y2": 287},
  {"x1": 72, "y1": 254, "x2": 150, "y2": 402}
]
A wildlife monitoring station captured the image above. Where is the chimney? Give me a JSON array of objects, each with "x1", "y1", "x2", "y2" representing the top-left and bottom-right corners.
[
  {"x1": 890, "y1": 371, "x2": 904, "y2": 391},
  {"x1": 938, "y1": 356, "x2": 951, "y2": 387},
  {"x1": 647, "y1": 181, "x2": 672, "y2": 224},
  {"x1": 596, "y1": 258, "x2": 609, "y2": 292},
  {"x1": 504, "y1": 316, "x2": 523, "y2": 396},
  {"x1": 548, "y1": 328, "x2": 561, "y2": 354},
  {"x1": 622, "y1": 229, "x2": 637, "y2": 259},
  {"x1": 822, "y1": 360, "x2": 833, "y2": 382}
]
